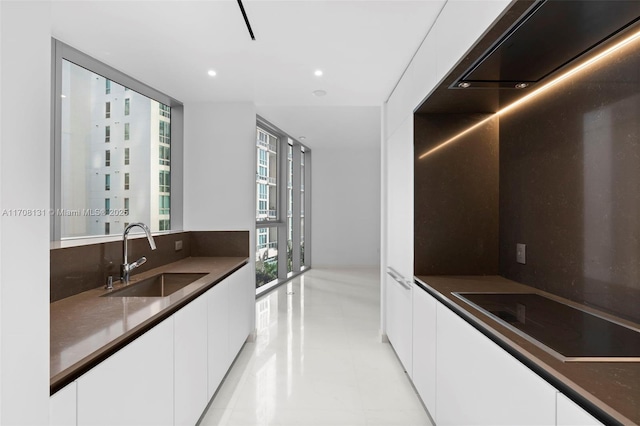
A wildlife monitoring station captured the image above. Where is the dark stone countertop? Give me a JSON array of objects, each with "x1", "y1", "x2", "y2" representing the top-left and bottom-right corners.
[
  {"x1": 51, "y1": 256, "x2": 248, "y2": 394},
  {"x1": 416, "y1": 275, "x2": 640, "y2": 426}
]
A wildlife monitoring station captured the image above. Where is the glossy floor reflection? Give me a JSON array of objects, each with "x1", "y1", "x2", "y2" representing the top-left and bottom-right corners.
[{"x1": 200, "y1": 268, "x2": 432, "y2": 426}]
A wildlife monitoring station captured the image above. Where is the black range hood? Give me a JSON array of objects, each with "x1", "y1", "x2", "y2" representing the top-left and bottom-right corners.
[{"x1": 453, "y1": 0, "x2": 640, "y2": 89}]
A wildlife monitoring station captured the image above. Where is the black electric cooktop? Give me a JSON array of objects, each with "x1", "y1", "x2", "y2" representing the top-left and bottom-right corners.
[{"x1": 454, "y1": 293, "x2": 640, "y2": 361}]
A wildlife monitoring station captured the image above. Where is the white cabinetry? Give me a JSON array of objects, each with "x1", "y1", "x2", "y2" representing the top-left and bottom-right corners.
[
  {"x1": 557, "y1": 393, "x2": 602, "y2": 426},
  {"x1": 72, "y1": 264, "x2": 252, "y2": 426},
  {"x1": 384, "y1": 114, "x2": 415, "y2": 374},
  {"x1": 174, "y1": 295, "x2": 208, "y2": 426},
  {"x1": 228, "y1": 264, "x2": 253, "y2": 356},
  {"x1": 386, "y1": 116, "x2": 413, "y2": 275},
  {"x1": 50, "y1": 382, "x2": 77, "y2": 426},
  {"x1": 386, "y1": 271, "x2": 413, "y2": 374},
  {"x1": 411, "y1": 285, "x2": 436, "y2": 417},
  {"x1": 77, "y1": 318, "x2": 174, "y2": 426},
  {"x1": 207, "y1": 277, "x2": 230, "y2": 398},
  {"x1": 436, "y1": 303, "x2": 556, "y2": 425}
]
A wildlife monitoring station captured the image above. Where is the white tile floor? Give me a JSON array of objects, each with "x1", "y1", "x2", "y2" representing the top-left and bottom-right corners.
[{"x1": 199, "y1": 268, "x2": 433, "y2": 426}]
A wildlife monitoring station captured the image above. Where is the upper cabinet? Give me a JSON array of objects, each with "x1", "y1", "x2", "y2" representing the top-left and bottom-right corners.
[
  {"x1": 384, "y1": 0, "x2": 511, "y2": 135},
  {"x1": 386, "y1": 116, "x2": 414, "y2": 277}
]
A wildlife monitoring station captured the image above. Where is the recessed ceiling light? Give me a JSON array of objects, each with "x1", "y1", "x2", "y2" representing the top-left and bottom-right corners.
[
  {"x1": 457, "y1": 81, "x2": 471, "y2": 88},
  {"x1": 60, "y1": 94, "x2": 67, "y2": 98},
  {"x1": 207, "y1": 70, "x2": 217, "y2": 77},
  {"x1": 299, "y1": 136, "x2": 306, "y2": 140},
  {"x1": 313, "y1": 90, "x2": 327, "y2": 97},
  {"x1": 515, "y1": 82, "x2": 529, "y2": 89},
  {"x1": 314, "y1": 70, "x2": 323, "y2": 77}
]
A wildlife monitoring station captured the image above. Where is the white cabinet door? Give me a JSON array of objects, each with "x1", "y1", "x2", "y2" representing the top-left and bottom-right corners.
[
  {"x1": 385, "y1": 114, "x2": 414, "y2": 374},
  {"x1": 50, "y1": 382, "x2": 76, "y2": 426},
  {"x1": 386, "y1": 116, "x2": 413, "y2": 277},
  {"x1": 207, "y1": 278, "x2": 230, "y2": 399},
  {"x1": 436, "y1": 303, "x2": 556, "y2": 425},
  {"x1": 557, "y1": 393, "x2": 602, "y2": 426},
  {"x1": 175, "y1": 294, "x2": 208, "y2": 426},
  {"x1": 386, "y1": 272, "x2": 413, "y2": 375},
  {"x1": 412, "y1": 285, "x2": 436, "y2": 417},
  {"x1": 228, "y1": 265, "x2": 253, "y2": 357},
  {"x1": 77, "y1": 318, "x2": 174, "y2": 426}
]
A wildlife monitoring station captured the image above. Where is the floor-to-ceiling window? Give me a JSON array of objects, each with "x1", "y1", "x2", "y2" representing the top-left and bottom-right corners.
[{"x1": 255, "y1": 120, "x2": 311, "y2": 293}]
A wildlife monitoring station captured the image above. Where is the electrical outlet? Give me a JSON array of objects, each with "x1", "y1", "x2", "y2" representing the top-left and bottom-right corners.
[
  {"x1": 516, "y1": 243, "x2": 526, "y2": 264},
  {"x1": 175, "y1": 240, "x2": 183, "y2": 251}
]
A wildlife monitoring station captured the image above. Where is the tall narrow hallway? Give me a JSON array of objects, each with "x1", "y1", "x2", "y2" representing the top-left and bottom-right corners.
[{"x1": 200, "y1": 268, "x2": 432, "y2": 426}]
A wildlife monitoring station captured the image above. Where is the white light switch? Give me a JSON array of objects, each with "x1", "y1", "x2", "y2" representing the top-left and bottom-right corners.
[
  {"x1": 516, "y1": 243, "x2": 526, "y2": 264},
  {"x1": 175, "y1": 240, "x2": 183, "y2": 251}
]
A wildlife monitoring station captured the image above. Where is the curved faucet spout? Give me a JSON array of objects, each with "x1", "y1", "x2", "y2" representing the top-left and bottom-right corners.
[{"x1": 121, "y1": 223, "x2": 156, "y2": 284}]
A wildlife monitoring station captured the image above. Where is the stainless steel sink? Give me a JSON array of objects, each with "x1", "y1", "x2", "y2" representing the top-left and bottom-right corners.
[{"x1": 103, "y1": 273, "x2": 207, "y2": 298}]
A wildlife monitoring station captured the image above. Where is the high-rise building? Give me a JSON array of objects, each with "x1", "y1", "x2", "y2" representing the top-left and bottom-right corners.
[
  {"x1": 60, "y1": 60, "x2": 170, "y2": 238},
  {"x1": 256, "y1": 127, "x2": 278, "y2": 264}
]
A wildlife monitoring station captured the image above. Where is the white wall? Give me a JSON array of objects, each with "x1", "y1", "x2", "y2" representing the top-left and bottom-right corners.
[
  {"x1": 0, "y1": 1, "x2": 52, "y2": 424},
  {"x1": 311, "y1": 107, "x2": 381, "y2": 268},
  {"x1": 183, "y1": 102, "x2": 256, "y2": 233}
]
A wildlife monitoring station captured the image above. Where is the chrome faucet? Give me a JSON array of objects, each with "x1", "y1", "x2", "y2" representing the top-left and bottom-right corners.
[{"x1": 121, "y1": 223, "x2": 156, "y2": 284}]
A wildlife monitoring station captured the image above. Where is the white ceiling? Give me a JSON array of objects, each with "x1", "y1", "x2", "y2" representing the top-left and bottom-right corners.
[{"x1": 51, "y1": 0, "x2": 445, "y2": 106}]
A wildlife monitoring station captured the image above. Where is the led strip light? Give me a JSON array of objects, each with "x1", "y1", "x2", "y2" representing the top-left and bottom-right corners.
[{"x1": 418, "y1": 28, "x2": 640, "y2": 160}]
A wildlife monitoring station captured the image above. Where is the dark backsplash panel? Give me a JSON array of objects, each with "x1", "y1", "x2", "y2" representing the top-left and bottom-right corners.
[
  {"x1": 414, "y1": 113, "x2": 499, "y2": 276},
  {"x1": 499, "y1": 36, "x2": 640, "y2": 323},
  {"x1": 190, "y1": 231, "x2": 250, "y2": 257},
  {"x1": 50, "y1": 230, "x2": 249, "y2": 302}
]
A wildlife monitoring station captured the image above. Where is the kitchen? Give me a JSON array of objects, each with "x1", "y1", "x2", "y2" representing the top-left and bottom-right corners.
[
  {"x1": 388, "y1": 0, "x2": 640, "y2": 424},
  {"x1": 2, "y1": 0, "x2": 640, "y2": 425}
]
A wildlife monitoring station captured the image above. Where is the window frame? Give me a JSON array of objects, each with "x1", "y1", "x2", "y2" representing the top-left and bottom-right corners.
[
  {"x1": 255, "y1": 126, "x2": 280, "y2": 224},
  {"x1": 51, "y1": 39, "x2": 184, "y2": 242},
  {"x1": 255, "y1": 117, "x2": 311, "y2": 294}
]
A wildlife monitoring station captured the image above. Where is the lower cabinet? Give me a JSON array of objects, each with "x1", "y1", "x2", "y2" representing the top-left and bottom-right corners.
[
  {"x1": 556, "y1": 393, "x2": 602, "y2": 426},
  {"x1": 207, "y1": 276, "x2": 230, "y2": 399},
  {"x1": 411, "y1": 284, "x2": 436, "y2": 417},
  {"x1": 50, "y1": 382, "x2": 77, "y2": 426},
  {"x1": 385, "y1": 272, "x2": 413, "y2": 374},
  {"x1": 228, "y1": 264, "x2": 253, "y2": 357},
  {"x1": 52, "y1": 264, "x2": 253, "y2": 426},
  {"x1": 436, "y1": 302, "x2": 557, "y2": 425},
  {"x1": 175, "y1": 294, "x2": 208, "y2": 426},
  {"x1": 411, "y1": 286, "x2": 602, "y2": 426},
  {"x1": 77, "y1": 318, "x2": 175, "y2": 426}
]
